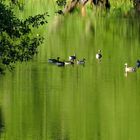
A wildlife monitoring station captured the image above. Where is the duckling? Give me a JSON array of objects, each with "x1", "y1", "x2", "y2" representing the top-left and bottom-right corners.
[
  {"x1": 77, "y1": 58, "x2": 86, "y2": 65},
  {"x1": 125, "y1": 63, "x2": 136, "y2": 73},
  {"x1": 69, "y1": 53, "x2": 76, "y2": 61},
  {"x1": 136, "y1": 60, "x2": 140, "y2": 68},
  {"x1": 96, "y1": 50, "x2": 102, "y2": 60},
  {"x1": 48, "y1": 57, "x2": 60, "y2": 64}
]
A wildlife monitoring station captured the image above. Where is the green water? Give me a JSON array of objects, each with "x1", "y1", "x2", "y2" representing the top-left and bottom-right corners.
[{"x1": 0, "y1": 1, "x2": 140, "y2": 140}]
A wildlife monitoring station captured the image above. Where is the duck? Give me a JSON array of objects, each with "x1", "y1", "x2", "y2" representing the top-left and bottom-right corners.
[
  {"x1": 64, "y1": 60, "x2": 74, "y2": 65},
  {"x1": 96, "y1": 50, "x2": 102, "y2": 60},
  {"x1": 55, "y1": 61, "x2": 65, "y2": 67},
  {"x1": 48, "y1": 57, "x2": 60, "y2": 64},
  {"x1": 125, "y1": 63, "x2": 136, "y2": 73},
  {"x1": 77, "y1": 58, "x2": 86, "y2": 65},
  {"x1": 136, "y1": 60, "x2": 140, "y2": 68},
  {"x1": 69, "y1": 53, "x2": 76, "y2": 61}
]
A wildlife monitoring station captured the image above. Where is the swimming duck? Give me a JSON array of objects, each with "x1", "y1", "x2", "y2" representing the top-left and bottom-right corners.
[
  {"x1": 96, "y1": 50, "x2": 102, "y2": 60},
  {"x1": 55, "y1": 61, "x2": 65, "y2": 67},
  {"x1": 48, "y1": 57, "x2": 60, "y2": 64},
  {"x1": 77, "y1": 58, "x2": 86, "y2": 65},
  {"x1": 64, "y1": 60, "x2": 74, "y2": 65},
  {"x1": 136, "y1": 60, "x2": 140, "y2": 68},
  {"x1": 125, "y1": 63, "x2": 136, "y2": 73},
  {"x1": 69, "y1": 53, "x2": 76, "y2": 61}
]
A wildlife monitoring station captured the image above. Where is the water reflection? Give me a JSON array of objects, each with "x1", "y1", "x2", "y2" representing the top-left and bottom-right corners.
[
  {"x1": 0, "y1": 108, "x2": 4, "y2": 136},
  {"x1": 0, "y1": 15, "x2": 140, "y2": 140}
]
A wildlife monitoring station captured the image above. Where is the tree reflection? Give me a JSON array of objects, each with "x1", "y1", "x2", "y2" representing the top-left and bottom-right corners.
[{"x1": 0, "y1": 107, "x2": 4, "y2": 136}]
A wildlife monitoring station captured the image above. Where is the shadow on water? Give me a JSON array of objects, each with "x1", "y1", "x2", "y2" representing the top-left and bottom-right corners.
[
  {"x1": 0, "y1": 107, "x2": 5, "y2": 136},
  {"x1": 50, "y1": 119, "x2": 70, "y2": 140}
]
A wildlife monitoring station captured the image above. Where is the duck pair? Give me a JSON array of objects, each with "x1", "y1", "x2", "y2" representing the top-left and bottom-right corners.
[
  {"x1": 69, "y1": 54, "x2": 86, "y2": 65},
  {"x1": 56, "y1": 59, "x2": 74, "y2": 67}
]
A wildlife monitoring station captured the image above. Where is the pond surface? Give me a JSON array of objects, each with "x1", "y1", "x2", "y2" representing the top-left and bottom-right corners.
[{"x1": 0, "y1": 2, "x2": 140, "y2": 140}]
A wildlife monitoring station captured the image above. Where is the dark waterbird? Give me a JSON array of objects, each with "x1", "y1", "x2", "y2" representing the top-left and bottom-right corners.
[
  {"x1": 48, "y1": 57, "x2": 60, "y2": 64},
  {"x1": 77, "y1": 58, "x2": 86, "y2": 65},
  {"x1": 69, "y1": 53, "x2": 76, "y2": 61},
  {"x1": 136, "y1": 60, "x2": 140, "y2": 68},
  {"x1": 55, "y1": 61, "x2": 65, "y2": 67}
]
